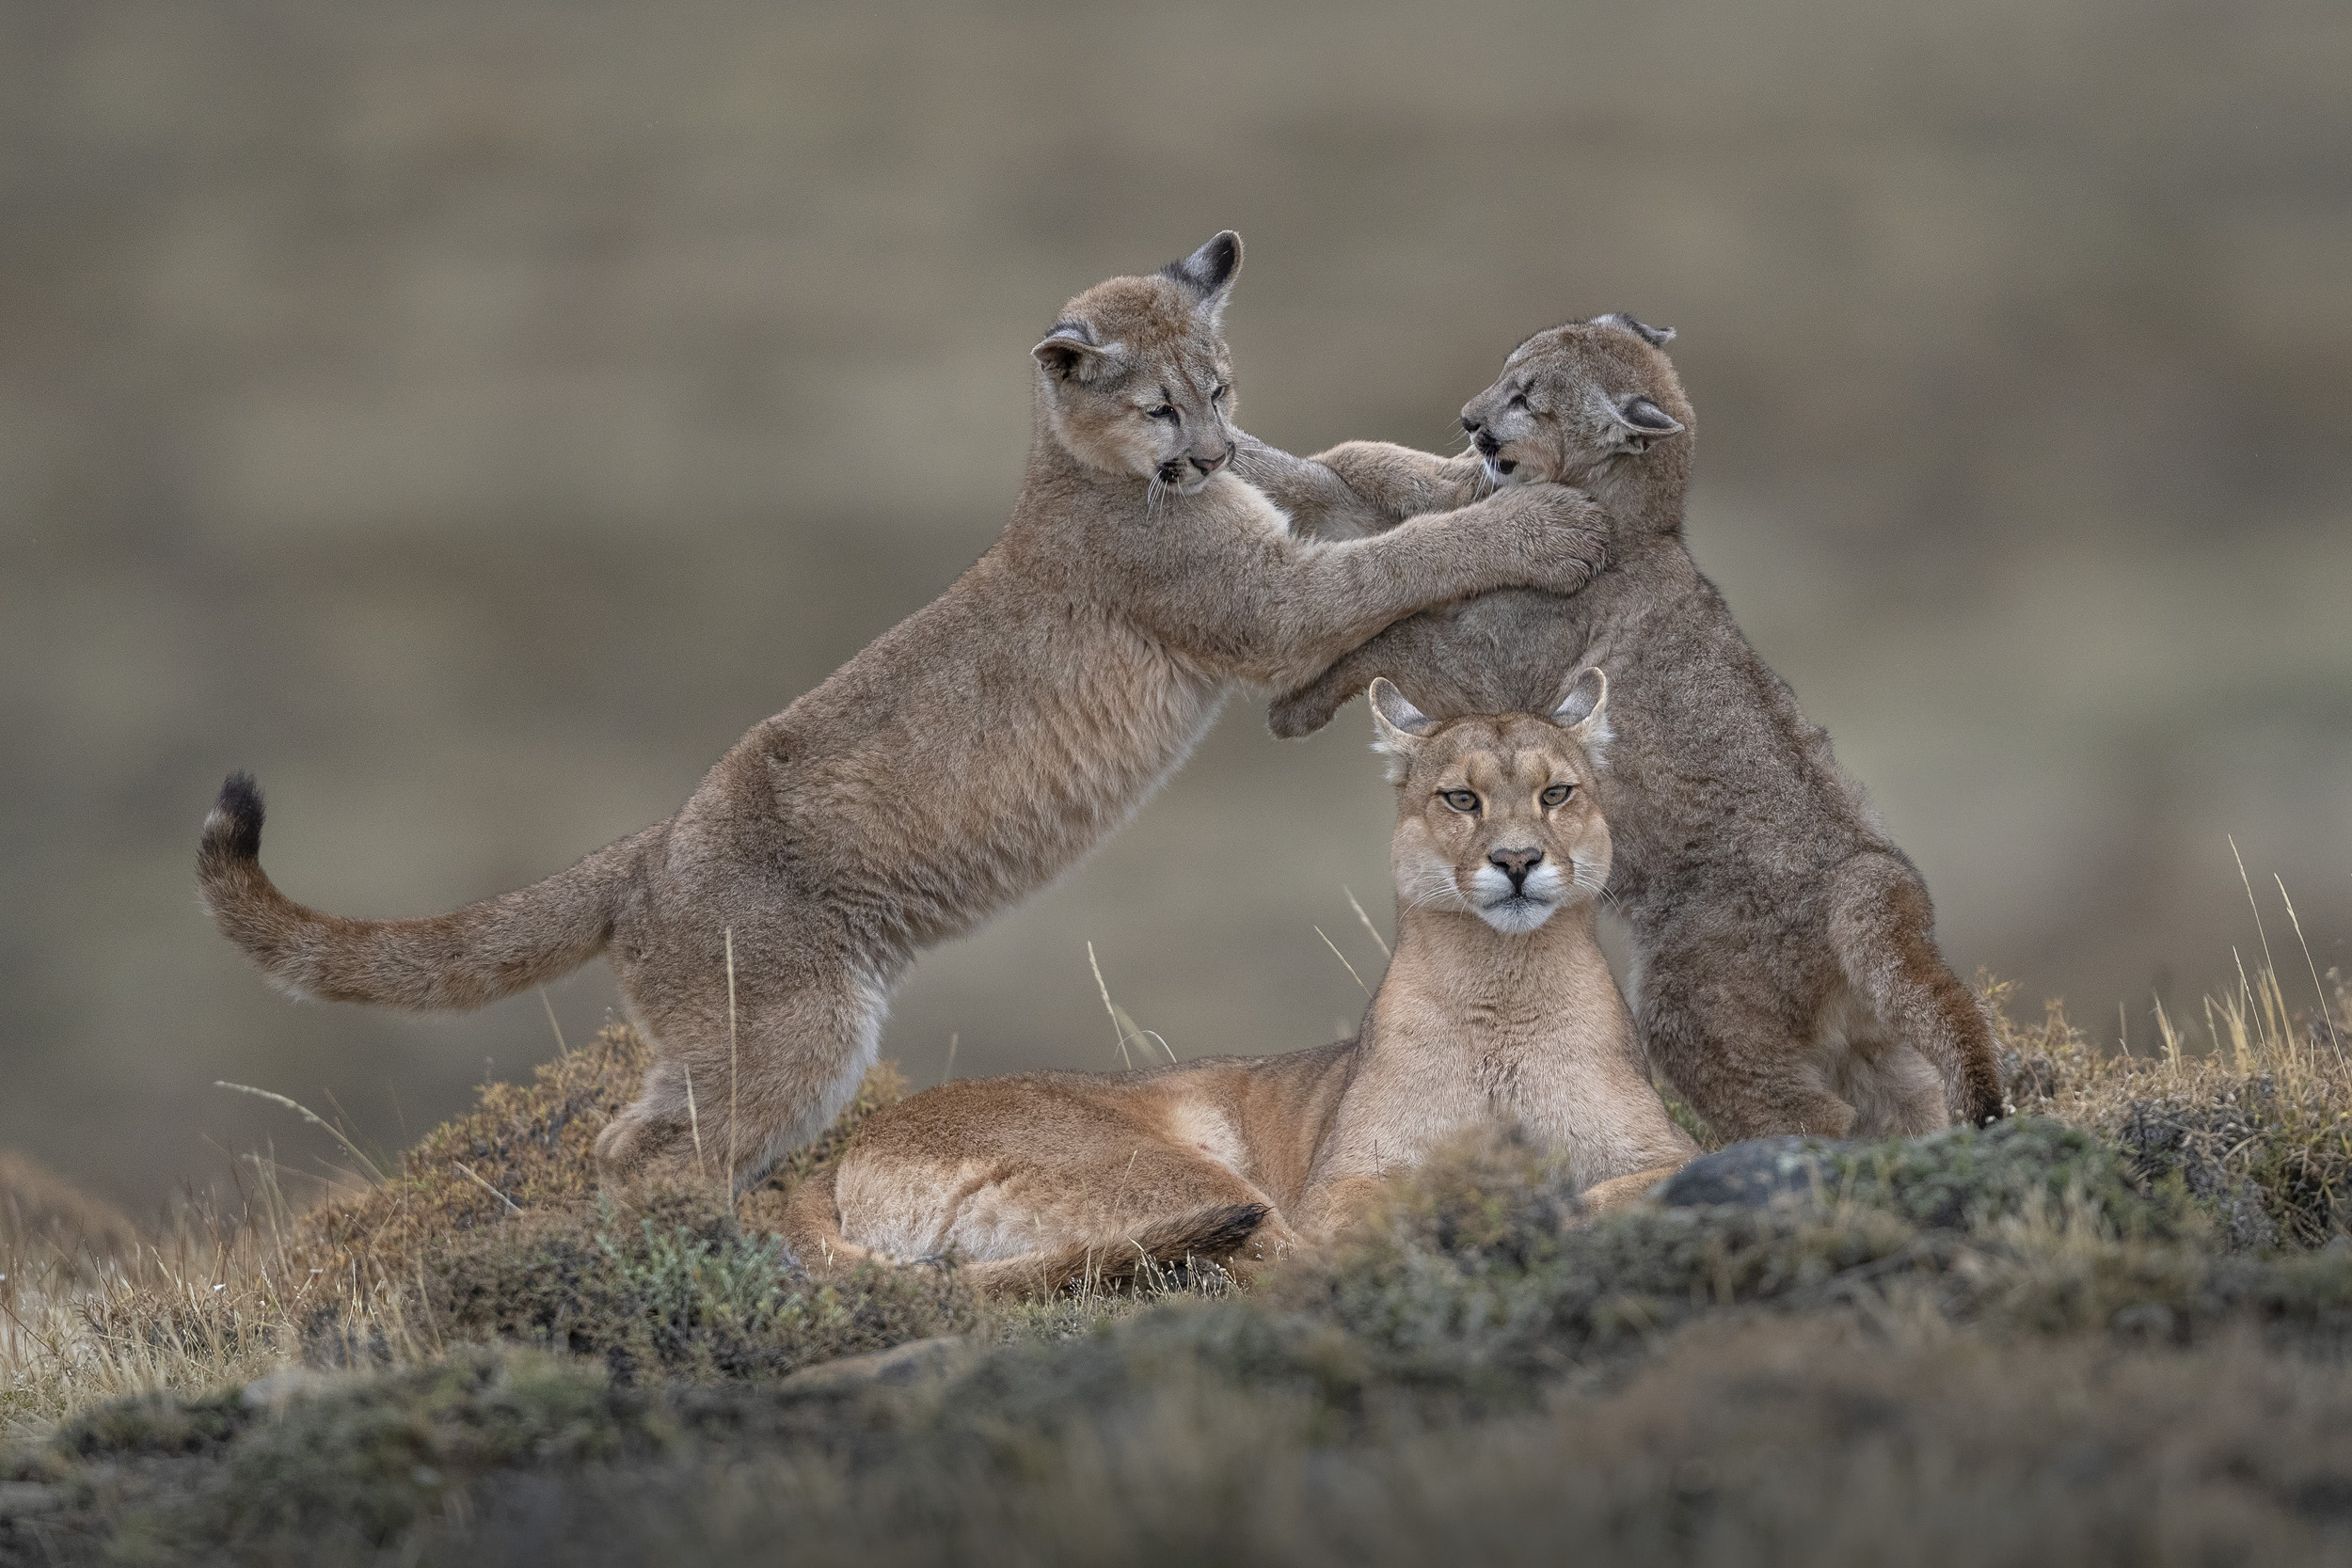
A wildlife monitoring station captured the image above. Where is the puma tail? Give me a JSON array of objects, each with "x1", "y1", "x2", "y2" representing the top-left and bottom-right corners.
[
  {"x1": 1828, "y1": 852, "x2": 2007, "y2": 1127},
  {"x1": 782, "y1": 1166, "x2": 1269, "y2": 1301},
  {"x1": 197, "y1": 772, "x2": 656, "y2": 1012},
  {"x1": 1019, "y1": 1202, "x2": 1274, "y2": 1292}
]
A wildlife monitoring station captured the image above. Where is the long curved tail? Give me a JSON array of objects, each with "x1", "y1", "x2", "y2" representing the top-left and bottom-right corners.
[
  {"x1": 1829, "y1": 852, "x2": 2006, "y2": 1127},
  {"x1": 196, "y1": 772, "x2": 658, "y2": 1012},
  {"x1": 781, "y1": 1166, "x2": 1268, "y2": 1301}
]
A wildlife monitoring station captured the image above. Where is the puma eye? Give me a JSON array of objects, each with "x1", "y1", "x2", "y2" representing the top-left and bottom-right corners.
[
  {"x1": 1145, "y1": 404, "x2": 1180, "y2": 421},
  {"x1": 1212, "y1": 384, "x2": 1231, "y2": 402},
  {"x1": 1441, "y1": 790, "x2": 1480, "y2": 814},
  {"x1": 1507, "y1": 391, "x2": 1529, "y2": 409},
  {"x1": 1541, "y1": 784, "x2": 1574, "y2": 808}
]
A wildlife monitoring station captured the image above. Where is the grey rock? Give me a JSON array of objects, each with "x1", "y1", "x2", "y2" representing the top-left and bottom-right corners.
[{"x1": 1656, "y1": 1136, "x2": 1851, "y2": 1210}]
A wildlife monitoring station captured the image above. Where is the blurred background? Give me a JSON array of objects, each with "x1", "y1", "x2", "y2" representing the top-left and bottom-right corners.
[{"x1": 4, "y1": 0, "x2": 2346, "y2": 1209}]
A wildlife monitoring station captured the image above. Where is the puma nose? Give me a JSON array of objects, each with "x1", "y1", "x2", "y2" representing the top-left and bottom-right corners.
[
  {"x1": 1191, "y1": 445, "x2": 1229, "y2": 475},
  {"x1": 1488, "y1": 847, "x2": 1544, "y2": 886}
]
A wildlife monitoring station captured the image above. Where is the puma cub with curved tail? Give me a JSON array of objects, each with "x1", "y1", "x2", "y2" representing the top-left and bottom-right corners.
[
  {"x1": 784, "y1": 672, "x2": 1695, "y2": 1299},
  {"x1": 197, "y1": 233, "x2": 1613, "y2": 1190},
  {"x1": 1260, "y1": 316, "x2": 2005, "y2": 1140}
]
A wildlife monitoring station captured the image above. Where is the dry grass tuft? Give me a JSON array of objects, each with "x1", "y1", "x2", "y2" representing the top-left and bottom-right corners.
[
  {"x1": 1, "y1": 1157, "x2": 355, "y2": 1440},
  {"x1": 1, "y1": 1024, "x2": 908, "y2": 1442},
  {"x1": 282, "y1": 1022, "x2": 654, "y2": 1281},
  {"x1": 1995, "y1": 970, "x2": 2352, "y2": 1247}
]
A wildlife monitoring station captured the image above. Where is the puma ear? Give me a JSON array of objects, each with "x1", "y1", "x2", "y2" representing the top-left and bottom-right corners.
[
  {"x1": 1606, "y1": 394, "x2": 1683, "y2": 452},
  {"x1": 1618, "y1": 397, "x2": 1682, "y2": 435},
  {"x1": 1368, "y1": 677, "x2": 1437, "y2": 780},
  {"x1": 1593, "y1": 311, "x2": 1676, "y2": 348},
  {"x1": 1549, "y1": 667, "x2": 1612, "y2": 763},
  {"x1": 1161, "y1": 230, "x2": 1243, "y2": 325},
  {"x1": 1031, "y1": 323, "x2": 1121, "y2": 385}
]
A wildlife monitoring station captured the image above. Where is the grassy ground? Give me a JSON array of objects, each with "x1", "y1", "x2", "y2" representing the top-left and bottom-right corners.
[{"x1": 6, "y1": 969, "x2": 2351, "y2": 1565}]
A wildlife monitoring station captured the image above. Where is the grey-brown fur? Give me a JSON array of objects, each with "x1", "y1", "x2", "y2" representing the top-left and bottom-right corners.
[
  {"x1": 1250, "y1": 317, "x2": 2004, "y2": 1138},
  {"x1": 195, "y1": 233, "x2": 1613, "y2": 1190}
]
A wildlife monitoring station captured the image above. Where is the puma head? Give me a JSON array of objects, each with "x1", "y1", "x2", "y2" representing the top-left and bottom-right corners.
[
  {"x1": 1031, "y1": 231, "x2": 1243, "y2": 496},
  {"x1": 1369, "y1": 670, "x2": 1613, "y2": 935},
  {"x1": 1456, "y1": 313, "x2": 1692, "y2": 501}
]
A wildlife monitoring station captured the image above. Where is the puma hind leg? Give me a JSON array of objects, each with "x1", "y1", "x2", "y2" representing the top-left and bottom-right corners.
[
  {"x1": 595, "y1": 966, "x2": 885, "y2": 1193},
  {"x1": 1827, "y1": 853, "x2": 2006, "y2": 1128}
]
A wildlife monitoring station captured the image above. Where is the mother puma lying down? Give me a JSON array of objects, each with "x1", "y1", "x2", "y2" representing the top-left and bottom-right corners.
[
  {"x1": 785, "y1": 673, "x2": 1695, "y2": 1297},
  {"x1": 196, "y1": 232, "x2": 1613, "y2": 1192}
]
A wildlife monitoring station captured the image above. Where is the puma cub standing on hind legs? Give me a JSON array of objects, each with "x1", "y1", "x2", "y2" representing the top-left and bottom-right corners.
[
  {"x1": 196, "y1": 233, "x2": 1614, "y2": 1191},
  {"x1": 1253, "y1": 315, "x2": 2005, "y2": 1140},
  {"x1": 784, "y1": 671, "x2": 1694, "y2": 1298}
]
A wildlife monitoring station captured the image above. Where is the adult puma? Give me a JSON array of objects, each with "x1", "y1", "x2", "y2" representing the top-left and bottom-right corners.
[
  {"x1": 784, "y1": 673, "x2": 1694, "y2": 1297},
  {"x1": 1253, "y1": 315, "x2": 2005, "y2": 1140},
  {"x1": 196, "y1": 234, "x2": 1613, "y2": 1190}
]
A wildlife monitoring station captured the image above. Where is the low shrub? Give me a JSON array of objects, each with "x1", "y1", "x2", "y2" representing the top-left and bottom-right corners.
[
  {"x1": 1997, "y1": 973, "x2": 2352, "y2": 1246},
  {"x1": 417, "y1": 1188, "x2": 979, "y2": 1384}
]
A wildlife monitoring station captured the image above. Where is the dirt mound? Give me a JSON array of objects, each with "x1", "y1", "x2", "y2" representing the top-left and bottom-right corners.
[{"x1": 288, "y1": 1022, "x2": 904, "y2": 1284}]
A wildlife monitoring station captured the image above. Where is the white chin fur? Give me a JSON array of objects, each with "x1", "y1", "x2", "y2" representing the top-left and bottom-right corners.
[{"x1": 1477, "y1": 896, "x2": 1558, "y2": 934}]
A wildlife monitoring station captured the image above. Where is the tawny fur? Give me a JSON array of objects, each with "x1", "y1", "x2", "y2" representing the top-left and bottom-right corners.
[
  {"x1": 783, "y1": 678, "x2": 1694, "y2": 1297},
  {"x1": 1249, "y1": 315, "x2": 2006, "y2": 1139},
  {"x1": 195, "y1": 233, "x2": 1613, "y2": 1191}
]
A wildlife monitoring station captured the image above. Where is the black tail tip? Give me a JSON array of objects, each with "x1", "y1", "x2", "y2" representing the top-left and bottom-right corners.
[
  {"x1": 1171, "y1": 1201, "x2": 1272, "y2": 1259},
  {"x1": 205, "y1": 771, "x2": 265, "y2": 863}
]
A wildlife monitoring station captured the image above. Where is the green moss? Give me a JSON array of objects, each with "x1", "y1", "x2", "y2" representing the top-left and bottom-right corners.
[
  {"x1": 28, "y1": 1136, "x2": 2352, "y2": 1564},
  {"x1": 46, "y1": 1385, "x2": 255, "y2": 1462},
  {"x1": 1820, "y1": 1117, "x2": 2198, "y2": 1238},
  {"x1": 71, "y1": 1350, "x2": 665, "y2": 1560},
  {"x1": 418, "y1": 1190, "x2": 979, "y2": 1385}
]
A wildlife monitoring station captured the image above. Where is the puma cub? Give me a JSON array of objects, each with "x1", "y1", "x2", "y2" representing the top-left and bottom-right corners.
[
  {"x1": 196, "y1": 233, "x2": 1612, "y2": 1191},
  {"x1": 784, "y1": 672, "x2": 1694, "y2": 1297},
  {"x1": 1263, "y1": 315, "x2": 2006, "y2": 1140}
]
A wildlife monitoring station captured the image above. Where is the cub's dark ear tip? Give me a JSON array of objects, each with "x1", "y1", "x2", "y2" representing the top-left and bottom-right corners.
[
  {"x1": 207, "y1": 772, "x2": 265, "y2": 862},
  {"x1": 1597, "y1": 311, "x2": 1676, "y2": 348},
  {"x1": 1623, "y1": 397, "x2": 1683, "y2": 433},
  {"x1": 1162, "y1": 230, "x2": 1243, "y2": 294}
]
